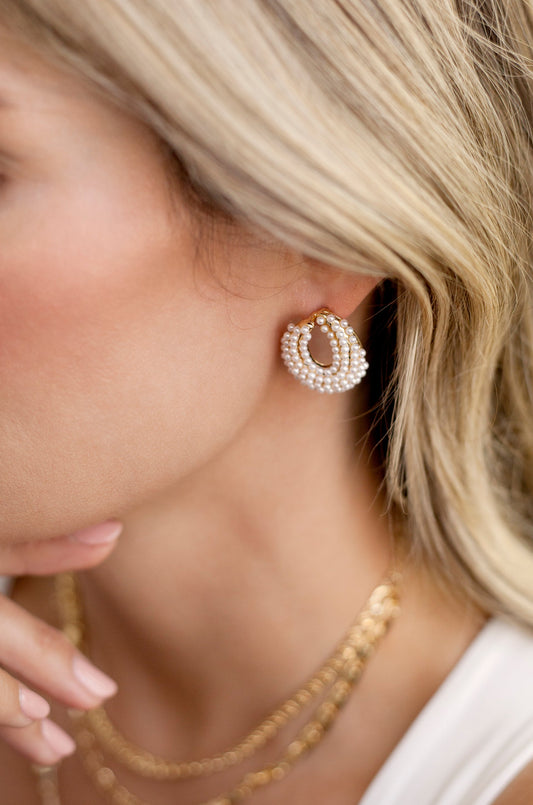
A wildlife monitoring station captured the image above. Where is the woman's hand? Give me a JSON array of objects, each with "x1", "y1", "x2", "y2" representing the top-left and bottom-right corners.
[{"x1": 0, "y1": 521, "x2": 122, "y2": 765}]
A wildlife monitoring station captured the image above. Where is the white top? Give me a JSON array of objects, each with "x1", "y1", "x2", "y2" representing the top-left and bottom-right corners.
[
  {"x1": 360, "y1": 615, "x2": 533, "y2": 804},
  {"x1": 1, "y1": 573, "x2": 532, "y2": 802}
]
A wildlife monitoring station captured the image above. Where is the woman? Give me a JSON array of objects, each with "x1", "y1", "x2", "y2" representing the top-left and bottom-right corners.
[{"x1": 0, "y1": 1, "x2": 532, "y2": 803}]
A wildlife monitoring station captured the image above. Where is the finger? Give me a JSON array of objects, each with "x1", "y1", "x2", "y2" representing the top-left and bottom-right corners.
[
  {"x1": 0, "y1": 718, "x2": 75, "y2": 765},
  {"x1": 0, "y1": 668, "x2": 50, "y2": 728},
  {"x1": 0, "y1": 520, "x2": 122, "y2": 576},
  {"x1": 0, "y1": 596, "x2": 117, "y2": 710}
]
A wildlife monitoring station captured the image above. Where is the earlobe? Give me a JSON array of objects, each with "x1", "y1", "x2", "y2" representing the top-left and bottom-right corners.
[
  {"x1": 292, "y1": 258, "x2": 384, "y2": 321},
  {"x1": 326, "y1": 271, "x2": 384, "y2": 321}
]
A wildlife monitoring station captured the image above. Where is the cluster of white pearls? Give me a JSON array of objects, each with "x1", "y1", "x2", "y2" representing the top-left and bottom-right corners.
[{"x1": 280, "y1": 309, "x2": 369, "y2": 393}]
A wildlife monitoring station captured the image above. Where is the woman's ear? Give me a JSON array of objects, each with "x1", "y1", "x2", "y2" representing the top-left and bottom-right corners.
[{"x1": 287, "y1": 256, "x2": 385, "y2": 321}]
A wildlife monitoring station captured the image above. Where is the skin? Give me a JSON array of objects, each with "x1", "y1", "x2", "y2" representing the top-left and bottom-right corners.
[{"x1": 0, "y1": 30, "x2": 512, "y2": 805}]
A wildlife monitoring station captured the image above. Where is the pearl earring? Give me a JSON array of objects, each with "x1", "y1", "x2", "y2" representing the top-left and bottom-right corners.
[{"x1": 280, "y1": 308, "x2": 369, "y2": 393}]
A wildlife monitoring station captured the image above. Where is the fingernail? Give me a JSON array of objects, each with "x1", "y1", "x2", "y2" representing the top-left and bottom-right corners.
[
  {"x1": 41, "y1": 719, "x2": 76, "y2": 756},
  {"x1": 72, "y1": 654, "x2": 118, "y2": 698},
  {"x1": 19, "y1": 686, "x2": 50, "y2": 720},
  {"x1": 69, "y1": 520, "x2": 123, "y2": 545}
]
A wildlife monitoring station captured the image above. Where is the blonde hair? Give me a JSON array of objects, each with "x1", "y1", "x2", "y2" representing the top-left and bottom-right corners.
[{"x1": 3, "y1": 0, "x2": 533, "y2": 624}]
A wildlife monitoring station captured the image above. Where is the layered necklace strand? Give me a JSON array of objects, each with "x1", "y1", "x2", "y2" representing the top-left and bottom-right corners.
[{"x1": 33, "y1": 568, "x2": 402, "y2": 805}]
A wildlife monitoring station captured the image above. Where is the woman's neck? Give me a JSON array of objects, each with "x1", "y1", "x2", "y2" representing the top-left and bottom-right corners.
[
  {"x1": 76, "y1": 389, "x2": 397, "y2": 760},
  {"x1": 54, "y1": 387, "x2": 487, "y2": 805}
]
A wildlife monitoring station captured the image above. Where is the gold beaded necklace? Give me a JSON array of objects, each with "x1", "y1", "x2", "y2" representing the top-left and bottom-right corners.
[{"x1": 33, "y1": 568, "x2": 402, "y2": 805}]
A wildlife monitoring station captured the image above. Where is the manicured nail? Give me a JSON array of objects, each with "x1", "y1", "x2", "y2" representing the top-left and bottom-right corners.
[
  {"x1": 72, "y1": 654, "x2": 118, "y2": 698},
  {"x1": 69, "y1": 520, "x2": 123, "y2": 545},
  {"x1": 41, "y1": 719, "x2": 76, "y2": 756},
  {"x1": 19, "y1": 686, "x2": 50, "y2": 720}
]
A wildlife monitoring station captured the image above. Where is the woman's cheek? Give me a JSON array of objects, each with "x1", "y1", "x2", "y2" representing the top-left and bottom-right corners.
[
  {"x1": 0, "y1": 205, "x2": 174, "y2": 532},
  {"x1": 0, "y1": 166, "x2": 180, "y2": 383},
  {"x1": 0, "y1": 193, "x2": 267, "y2": 541}
]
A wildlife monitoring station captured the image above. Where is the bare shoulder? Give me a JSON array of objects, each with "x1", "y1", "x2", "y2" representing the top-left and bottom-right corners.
[{"x1": 492, "y1": 759, "x2": 533, "y2": 804}]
